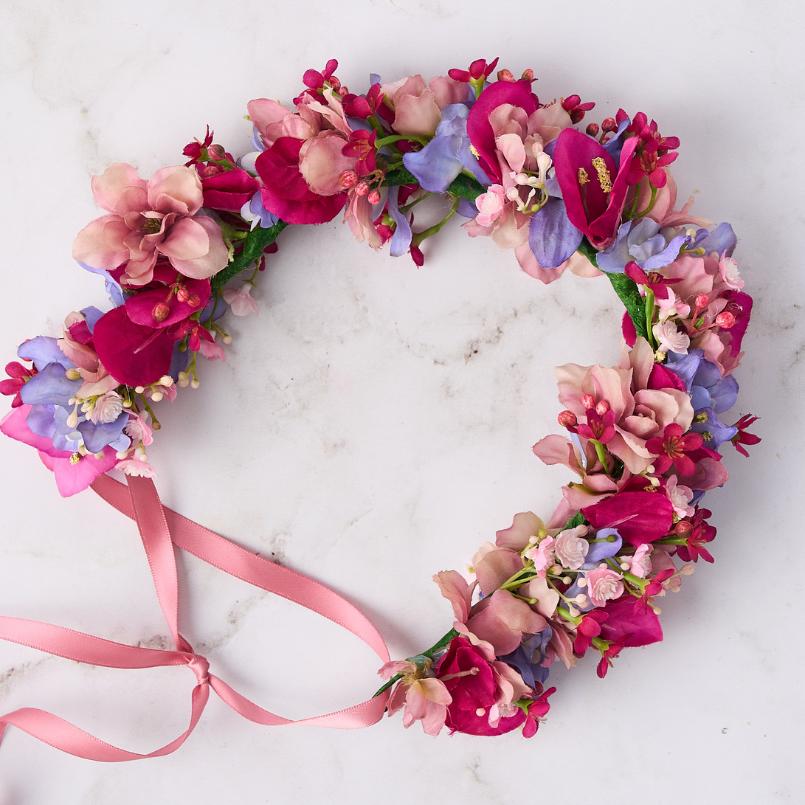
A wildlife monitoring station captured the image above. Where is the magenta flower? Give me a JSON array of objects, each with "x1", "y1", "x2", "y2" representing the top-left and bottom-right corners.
[
  {"x1": 435, "y1": 636, "x2": 530, "y2": 736},
  {"x1": 73, "y1": 163, "x2": 229, "y2": 286},
  {"x1": 645, "y1": 423, "x2": 704, "y2": 476},
  {"x1": 553, "y1": 128, "x2": 638, "y2": 249},
  {"x1": 521, "y1": 686, "x2": 556, "y2": 738},
  {"x1": 93, "y1": 262, "x2": 212, "y2": 386},
  {"x1": 582, "y1": 490, "x2": 673, "y2": 546},
  {"x1": 0, "y1": 361, "x2": 36, "y2": 407}
]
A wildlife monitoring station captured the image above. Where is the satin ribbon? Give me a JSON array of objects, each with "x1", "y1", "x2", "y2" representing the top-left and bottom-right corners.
[{"x1": 0, "y1": 475, "x2": 390, "y2": 761}]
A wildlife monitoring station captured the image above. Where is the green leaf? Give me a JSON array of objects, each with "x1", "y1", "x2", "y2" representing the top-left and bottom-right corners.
[
  {"x1": 607, "y1": 272, "x2": 649, "y2": 341},
  {"x1": 562, "y1": 512, "x2": 587, "y2": 530},
  {"x1": 211, "y1": 220, "x2": 288, "y2": 291}
]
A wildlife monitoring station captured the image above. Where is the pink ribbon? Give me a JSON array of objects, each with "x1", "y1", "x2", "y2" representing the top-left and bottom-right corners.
[{"x1": 0, "y1": 475, "x2": 390, "y2": 761}]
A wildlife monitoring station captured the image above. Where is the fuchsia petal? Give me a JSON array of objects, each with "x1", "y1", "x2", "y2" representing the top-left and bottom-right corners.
[
  {"x1": 582, "y1": 490, "x2": 673, "y2": 545},
  {"x1": 0, "y1": 405, "x2": 71, "y2": 458},
  {"x1": 600, "y1": 595, "x2": 663, "y2": 647},
  {"x1": 467, "y1": 80, "x2": 538, "y2": 183},
  {"x1": 256, "y1": 137, "x2": 346, "y2": 224},
  {"x1": 93, "y1": 306, "x2": 175, "y2": 387}
]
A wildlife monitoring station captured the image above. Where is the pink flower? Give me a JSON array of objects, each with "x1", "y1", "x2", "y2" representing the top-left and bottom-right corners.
[
  {"x1": 223, "y1": 284, "x2": 258, "y2": 317},
  {"x1": 255, "y1": 137, "x2": 347, "y2": 225},
  {"x1": 380, "y1": 660, "x2": 452, "y2": 736},
  {"x1": 653, "y1": 320, "x2": 691, "y2": 355},
  {"x1": 554, "y1": 525, "x2": 590, "y2": 570},
  {"x1": 0, "y1": 406, "x2": 119, "y2": 496},
  {"x1": 624, "y1": 544, "x2": 653, "y2": 578},
  {"x1": 116, "y1": 458, "x2": 156, "y2": 478},
  {"x1": 73, "y1": 163, "x2": 229, "y2": 286},
  {"x1": 665, "y1": 474, "x2": 694, "y2": 518},
  {"x1": 474, "y1": 184, "x2": 507, "y2": 227},
  {"x1": 299, "y1": 130, "x2": 358, "y2": 195},
  {"x1": 433, "y1": 572, "x2": 546, "y2": 655},
  {"x1": 0, "y1": 361, "x2": 36, "y2": 407},
  {"x1": 525, "y1": 536, "x2": 555, "y2": 575},
  {"x1": 521, "y1": 687, "x2": 556, "y2": 738},
  {"x1": 382, "y1": 74, "x2": 465, "y2": 136},
  {"x1": 585, "y1": 566, "x2": 624, "y2": 607}
]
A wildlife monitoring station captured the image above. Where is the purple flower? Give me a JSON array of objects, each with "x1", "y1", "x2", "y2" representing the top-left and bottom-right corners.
[
  {"x1": 18, "y1": 336, "x2": 73, "y2": 370},
  {"x1": 19, "y1": 363, "x2": 80, "y2": 407},
  {"x1": 596, "y1": 217, "x2": 687, "y2": 274},
  {"x1": 527, "y1": 198, "x2": 583, "y2": 269},
  {"x1": 585, "y1": 527, "x2": 623, "y2": 564},
  {"x1": 666, "y1": 349, "x2": 739, "y2": 448},
  {"x1": 501, "y1": 627, "x2": 552, "y2": 688},
  {"x1": 402, "y1": 104, "x2": 489, "y2": 192},
  {"x1": 387, "y1": 186, "x2": 412, "y2": 257}
]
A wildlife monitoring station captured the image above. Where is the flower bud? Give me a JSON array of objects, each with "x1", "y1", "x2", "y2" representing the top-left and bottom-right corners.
[
  {"x1": 557, "y1": 410, "x2": 578, "y2": 430},
  {"x1": 152, "y1": 302, "x2": 170, "y2": 322},
  {"x1": 715, "y1": 311, "x2": 736, "y2": 329}
]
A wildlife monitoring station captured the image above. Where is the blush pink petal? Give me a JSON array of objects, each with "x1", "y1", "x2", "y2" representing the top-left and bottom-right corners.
[
  {"x1": 496, "y1": 511, "x2": 545, "y2": 551},
  {"x1": 428, "y1": 75, "x2": 467, "y2": 107},
  {"x1": 474, "y1": 549, "x2": 523, "y2": 596},
  {"x1": 433, "y1": 570, "x2": 473, "y2": 623},
  {"x1": 299, "y1": 131, "x2": 356, "y2": 196},
  {"x1": 393, "y1": 90, "x2": 441, "y2": 136},
  {"x1": 147, "y1": 165, "x2": 203, "y2": 216},
  {"x1": 91, "y1": 163, "x2": 147, "y2": 214},
  {"x1": 72, "y1": 215, "x2": 131, "y2": 269},
  {"x1": 467, "y1": 590, "x2": 546, "y2": 655},
  {"x1": 165, "y1": 216, "x2": 228, "y2": 279},
  {"x1": 159, "y1": 216, "x2": 210, "y2": 261}
]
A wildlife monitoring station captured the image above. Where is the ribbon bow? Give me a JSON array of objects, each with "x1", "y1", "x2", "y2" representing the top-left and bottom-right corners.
[{"x1": 0, "y1": 475, "x2": 390, "y2": 761}]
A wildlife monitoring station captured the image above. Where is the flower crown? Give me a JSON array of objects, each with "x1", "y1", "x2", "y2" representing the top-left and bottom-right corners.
[{"x1": 0, "y1": 57, "x2": 759, "y2": 747}]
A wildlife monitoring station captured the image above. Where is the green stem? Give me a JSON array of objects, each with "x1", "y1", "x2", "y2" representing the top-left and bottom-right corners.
[
  {"x1": 590, "y1": 439, "x2": 612, "y2": 475},
  {"x1": 373, "y1": 628, "x2": 459, "y2": 698},
  {"x1": 211, "y1": 220, "x2": 288, "y2": 291},
  {"x1": 375, "y1": 133, "x2": 427, "y2": 148},
  {"x1": 644, "y1": 287, "x2": 657, "y2": 349},
  {"x1": 412, "y1": 197, "x2": 459, "y2": 246}
]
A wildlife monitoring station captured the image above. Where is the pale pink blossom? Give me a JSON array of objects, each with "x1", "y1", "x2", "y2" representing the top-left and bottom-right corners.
[
  {"x1": 382, "y1": 74, "x2": 464, "y2": 136},
  {"x1": 73, "y1": 163, "x2": 228, "y2": 286},
  {"x1": 718, "y1": 256, "x2": 744, "y2": 290},
  {"x1": 624, "y1": 544, "x2": 653, "y2": 578},
  {"x1": 223, "y1": 284, "x2": 259, "y2": 317},
  {"x1": 554, "y1": 525, "x2": 590, "y2": 570},
  {"x1": 298, "y1": 130, "x2": 357, "y2": 195},
  {"x1": 585, "y1": 566, "x2": 624, "y2": 607},
  {"x1": 665, "y1": 475, "x2": 694, "y2": 518},
  {"x1": 117, "y1": 458, "x2": 156, "y2": 478},
  {"x1": 87, "y1": 391, "x2": 123, "y2": 424},
  {"x1": 380, "y1": 660, "x2": 451, "y2": 736},
  {"x1": 124, "y1": 412, "x2": 154, "y2": 447},
  {"x1": 474, "y1": 184, "x2": 507, "y2": 227},
  {"x1": 525, "y1": 535, "x2": 555, "y2": 575},
  {"x1": 653, "y1": 320, "x2": 691, "y2": 355}
]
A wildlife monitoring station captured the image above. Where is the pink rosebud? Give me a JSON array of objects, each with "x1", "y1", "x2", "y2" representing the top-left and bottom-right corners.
[{"x1": 585, "y1": 566, "x2": 625, "y2": 607}]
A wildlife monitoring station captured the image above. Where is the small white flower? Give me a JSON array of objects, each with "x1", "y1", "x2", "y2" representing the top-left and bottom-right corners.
[
  {"x1": 719, "y1": 256, "x2": 744, "y2": 290},
  {"x1": 88, "y1": 390, "x2": 123, "y2": 424},
  {"x1": 554, "y1": 525, "x2": 590, "y2": 570},
  {"x1": 653, "y1": 319, "x2": 690, "y2": 355}
]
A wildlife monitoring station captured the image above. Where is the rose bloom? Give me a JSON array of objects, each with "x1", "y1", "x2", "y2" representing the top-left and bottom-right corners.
[
  {"x1": 585, "y1": 566, "x2": 625, "y2": 607},
  {"x1": 554, "y1": 525, "x2": 590, "y2": 570}
]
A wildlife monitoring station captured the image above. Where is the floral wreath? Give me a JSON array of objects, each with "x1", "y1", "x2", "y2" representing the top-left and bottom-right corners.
[{"x1": 0, "y1": 57, "x2": 760, "y2": 754}]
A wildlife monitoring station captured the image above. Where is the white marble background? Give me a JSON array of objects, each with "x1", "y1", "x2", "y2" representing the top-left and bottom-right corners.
[{"x1": 0, "y1": 0, "x2": 802, "y2": 802}]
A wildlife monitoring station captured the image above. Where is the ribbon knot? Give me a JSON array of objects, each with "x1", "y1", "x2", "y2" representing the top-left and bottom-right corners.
[{"x1": 185, "y1": 653, "x2": 210, "y2": 685}]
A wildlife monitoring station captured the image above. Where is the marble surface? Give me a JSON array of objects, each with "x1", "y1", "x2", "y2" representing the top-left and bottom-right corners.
[{"x1": 0, "y1": 0, "x2": 803, "y2": 802}]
